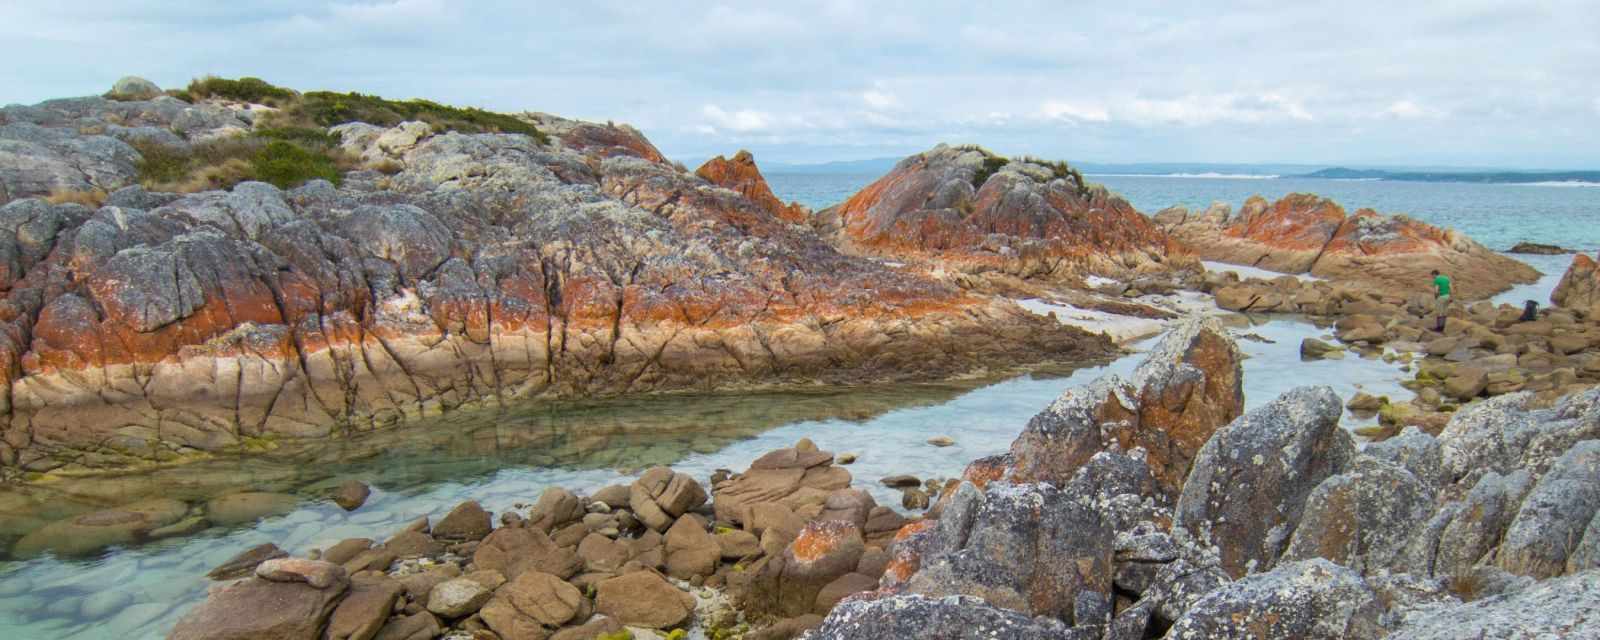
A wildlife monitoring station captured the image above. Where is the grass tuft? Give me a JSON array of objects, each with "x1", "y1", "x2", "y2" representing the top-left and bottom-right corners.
[
  {"x1": 43, "y1": 188, "x2": 108, "y2": 208},
  {"x1": 251, "y1": 141, "x2": 341, "y2": 189},
  {"x1": 185, "y1": 76, "x2": 296, "y2": 105}
]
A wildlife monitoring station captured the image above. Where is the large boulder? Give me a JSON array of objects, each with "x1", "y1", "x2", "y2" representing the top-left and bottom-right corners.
[
  {"x1": 474, "y1": 527, "x2": 581, "y2": 580},
  {"x1": 1497, "y1": 440, "x2": 1600, "y2": 578},
  {"x1": 630, "y1": 467, "x2": 707, "y2": 531},
  {"x1": 1282, "y1": 456, "x2": 1436, "y2": 574},
  {"x1": 325, "y1": 574, "x2": 404, "y2": 640},
  {"x1": 1165, "y1": 559, "x2": 1383, "y2": 640},
  {"x1": 594, "y1": 570, "x2": 696, "y2": 629},
  {"x1": 713, "y1": 448, "x2": 851, "y2": 525},
  {"x1": 740, "y1": 520, "x2": 866, "y2": 619},
  {"x1": 802, "y1": 594, "x2": 1082, "y2": 640},
  {"x1": 169, "y1": 569, "x2": 350, "y2": 640},
  {"x1": 1176, "y1": 386, "x2": 1356, "y2": 578},
  {"x1": 1435, "y1": 388, "x2": 1600, "y2": 483},
  {"x1": 901, "y1": 481, "x2": 1113, "y2": 625},
  {"x1": 1006, "y1": 317, "x2": 1244, "y2": 498},
  {"x1": 1388, "y1": 569, "x2": 1600, "y2": 639},
  {"x1": 107, "y1": 76, "x2": 163, "y2": 101},
  {"x1": 1552, "y1": 253, "x2": 1600, "y2": 310},
  {"x1": 1431, "y1": 469, "x2": 1533, "y2": 578}
]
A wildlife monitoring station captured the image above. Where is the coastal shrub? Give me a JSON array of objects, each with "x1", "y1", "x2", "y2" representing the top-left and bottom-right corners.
[
  {"x1": 185, "y1": 76, "x2": 295, "y2": 105},
  {"x1": 284, "y1": 91, "x2": 549, "y2": 143},
  {"x1": 251, "y1": 140, "x2": 341, "y2": 189},
  {"x1": 255, "y1": 126, "x2": 341, "y2": 148},
  {"x1": 971, "y1": 155, "x2": 1009, "y2": 189},
  {"x1": 43, "y1": 188, "x2": 108, "y2": 208}
]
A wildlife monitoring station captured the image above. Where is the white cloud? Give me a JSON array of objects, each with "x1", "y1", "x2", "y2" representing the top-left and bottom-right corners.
[
  {"x1": 862, "y1": 89, "x2": 897, "y2": 110},
  {"x1": 1383, "y1": 99, "x2": 1443, "y2": 119},
  {"x1": 700, "y1": 105, "x2": 773, "y2": 133},
  {"x1": 1039, "y1": 100, "x2": 1110, "y2": 123},
  {"x1": 1120, "y1": 92, "x2": 1314, "y2": 126}
]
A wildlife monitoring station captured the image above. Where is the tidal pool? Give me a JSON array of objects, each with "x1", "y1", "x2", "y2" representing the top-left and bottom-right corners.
[{"x1": 0, "y1": 315, "x2": 1410, "y2": 640}]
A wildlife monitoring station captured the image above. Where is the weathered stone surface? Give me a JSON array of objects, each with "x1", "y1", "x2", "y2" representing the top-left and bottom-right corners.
[
  {"x1": 902, "y1": 482, "x2": 1112, "y2": 625},
  {"x1": 496, "y1": 570, "x2": 583, "y2": 627},
  {"x1": 529, "y1": 486, "x2": 584, "y2": 530},
  {"x1": 169, "y1": 574, "x2": 349, "y2": 640},
  {"x1": 1436, "y1": 388, "x2": 1600, "y2": 482},
  {"x1": 207, "y1": 542, "x2": 288, "y2": 580},
  {"x1": 107, "y1": 76, "x2": 163, "y2": 101},
  {"x1": 1283, "y1": 456, "x2": 1436, "y2": 573},
  {"x1": 256, "y1": 558, "x2": 349, "y2": 589},
  {"x1": 1552, "y1": 253, "x2": 1600, "y2": 309},
  {"x1": 427, "y1": 576, "x2": 493, "y2": 618},
  {"x1": 1388, "y1": 568, "x2": 1600, "y2": 639},
  {"x1": 325, "y1": 575, "x2": 403, "y2": 640},
  {"x1": 371, "y1": 612, "x2": 441, "y2": 640},
  {"x1": 1434, "y1": 470, "x2": 1533, "y2": 578},
  {"x1": 1166, "y1": 559, "x2": 1382, "y2": 640},
  {"x1": 1176, "y1": 385, "x2": 1355, "y2": 578},
  {"x1": 695, "y1": 150, "x2": 808, "y2": 224},
  {"x1": 1498, "y1": 440, "x2": 1600, "y2": 578},
  {"x1": 742, "y1": 519, "x2": 867, "y2": 618},
  {"x1": 474, "y1": 527, "x2": 581, "y2": 580},
  {"x1": 433, "y1": 501, "x2": 492, "y2": 541},
  {"x1": 10, "y1": 497, "x2": 188, "y2": 558},
  {"x1": 714, "y1": 450, "x2": 852, "y2": 525},
  {"x1": 595, "y1": 570, "x2": 695, "y2": 629},
  {"x1": 1361, "y1": 426, "x2": 1446, "y2": 491},
  {"x1": 664, "y1": 515, "x2": 720, "y2": 578},
  {"x1": 813, "y1": 572, "x2": 879, "y2": 613},
  {"x1": 332, "y1": 480, "x2": 372, "y2": 511},
  {"x1": 824, "y1": 144, "x2": 1193, "y2": 281},
  {"x1": 1159, "y1": 194, "x2": 1538, "y2": 298},
  {"x1": 0, "y1": 95, "x2": 1113, "y2": 477},
  {"x1": 630, "y1": 467, "x2": 707, "y2": 531},
  {"x1": 802, "y1": 594, "x2": 1078, "y2": 640},
  {"x1": 1007, "y1": 317, "x2": 1244, "y2": 498}
]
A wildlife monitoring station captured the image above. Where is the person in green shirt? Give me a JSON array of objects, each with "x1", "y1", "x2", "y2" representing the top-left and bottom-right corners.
[{"x1": 1431, "y1": 270, "x2": 1451, "y2": 331}]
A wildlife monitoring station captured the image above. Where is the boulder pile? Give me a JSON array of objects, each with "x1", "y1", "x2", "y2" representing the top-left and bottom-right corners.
[{"x1": 806, "y1": 321, "x2": 1600, "y2": 639}]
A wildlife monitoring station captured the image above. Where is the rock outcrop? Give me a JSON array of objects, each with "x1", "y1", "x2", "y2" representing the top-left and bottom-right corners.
[
  {"x1": 0, "y1": 89, "x2": 1114, "y2": 475},
  {"x1": 1157, "y1": 194, "x2": 1539, "y2": 299},
  {"x1": 1004, "y1": 317, "x2": 1244, "y2": 498},
  {"x1": 695, "y1": 150, "x2": 809, "y2": 224},
  {"x1": 1552, "y1": 252, "x2": 1600, "y2": 311},
  {"x1": 819, "y1": 144, "x2": 1195, "y2": 281}
]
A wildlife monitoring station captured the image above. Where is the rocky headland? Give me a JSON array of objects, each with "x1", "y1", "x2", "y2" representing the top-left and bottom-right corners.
[
  {"x1": 0, "y1": 79, "x2": 1114, "y2": 477},
  {"x1": 815, "y1": 144, "x2": 1197, "y2": 285},
  {"x1": 159, "y1": 319, "x2": 1600, "y2": 640},
  {"x1": 1155, "y1": 194, "x2": 1539, "y2": 299}
]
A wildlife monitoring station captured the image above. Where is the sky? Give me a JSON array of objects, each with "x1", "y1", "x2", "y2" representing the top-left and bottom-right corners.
[{"x1": 4, "y1": 1, "x2": 1598, "y2": 168}]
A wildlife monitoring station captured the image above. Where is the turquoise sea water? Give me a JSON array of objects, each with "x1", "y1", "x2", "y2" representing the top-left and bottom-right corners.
[{"x1": 0, "y1": 172, "x2": 1595, "y2": 639}]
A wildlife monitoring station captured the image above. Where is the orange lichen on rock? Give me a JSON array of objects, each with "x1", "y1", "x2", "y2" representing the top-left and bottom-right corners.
[
  {"x1": 695, "y1": 151, "x2": 809, "y2": 224},
  {"x1": 791, "y1": 520, "x2": 859, "y2": 563}
]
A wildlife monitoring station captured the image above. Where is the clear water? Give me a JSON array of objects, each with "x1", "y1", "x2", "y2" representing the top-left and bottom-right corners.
[{"x1": 2, "y1": 172, "x2": 1593, "y2": 639}]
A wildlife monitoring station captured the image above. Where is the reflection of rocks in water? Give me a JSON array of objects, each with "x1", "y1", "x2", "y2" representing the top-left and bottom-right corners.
[{"x1": 2, "y1": 382, "x2": 976, "y2": 558}]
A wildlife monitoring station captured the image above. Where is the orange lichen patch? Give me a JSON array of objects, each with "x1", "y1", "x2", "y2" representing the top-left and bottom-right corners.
[
  {"x1": 891, "y1": 519, "x2": 935, "y2": 542},
  {"x1": 962, "y1": 457, "x2": 1010, "y2": 489},
  {"x1": 790, "y1": 520, "x2": 859, "y2": 563},
  {"x1": 695, "y1": 151, "x2": 809, "y2": 224},
  {"x1": 880, "y1": 551, "x2": 920, "y2": 586},
  {"x1": 1553, "y1": 253, "x2": 1600, "y2": 309},
  {"x1": 1223, "y1": 193, "x2": 1347, "y2": 252},
  {"x1": 557, "y1": 121, "x2": 666, "y2": 164}
]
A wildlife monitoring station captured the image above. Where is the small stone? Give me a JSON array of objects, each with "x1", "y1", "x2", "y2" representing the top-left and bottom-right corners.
[
  {"x1": 926, "y1": 436, "x2": 955, "y2": 447},
  {"x1": 427, "y1": 577, "x2": 493, "y2": 619},
  {"x1": 879, "y1": 475, "x2": 921, "y2": 488},
  {"x1": 207, "y1": 542, "x2": 288, "y2": 580},
  {"x1": 836, "y1": 453, "x2": 858, "y2": 465},
  {"x1": 901, "y1": 488, "x2": 930, "y2": 510},
  {"x1": 433, "y1": 500, "x2": 492, "y2": 541},
  {"x1": 256, "y1": 558, "x2": 349, "y2": 590},
  {"x1": 332, "y1": 480, "x2": 372, "y2": 511}
]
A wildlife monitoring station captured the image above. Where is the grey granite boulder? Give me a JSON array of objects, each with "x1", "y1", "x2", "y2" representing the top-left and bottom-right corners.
[
  {"x1": 1434, "y1": 469, "x2": 1533, "y2": 578},
  {"x1": 1498, "y1": 440, "x2": 1600, "y2": 578},
  {"x1": 1361, "y1": 426, "x2": 1445, "y2": 492},
  {"x1": 1388, "y1": 568, "x2": 1600, "y2": 639},
  {"x1": 1176, "y1": 385, "x2": 1355, "y2": 578},
  {"x1": 1283, "y1": 455, "x2": 1436, "y2": 574},
  {"x1": 903, "y1": 481, "x2": 1113, "y2": 625},
  {"x1": 1166, "y1": 558, "x2": 1383, "y2": 640},
  {"x1": 108, "y1": 76, "x2": 162, "y2": 101},
  {"x1": 801, "y1": 594, "x2": 1087, "y2": 640},
  {"x1": 1436, "y1": 387, "x2": 1600, "y2": 483}
]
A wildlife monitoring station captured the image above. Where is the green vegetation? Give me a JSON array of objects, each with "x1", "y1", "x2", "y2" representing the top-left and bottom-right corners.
[
  {"x1": 185, "y1": 76, "x2": 296, "y2": 105},
  {"x1": 971, "y1": 155, "x2": 1010, "y2": 189},
  {"x1": 252, "y1": 140, "x2": 341, "y2": 189},
  {"x1": 281, "y1": 91, "x2": 548, "y2": 143},
  {"x1": 131, "y1": 131, "x2": 348, "y2": 193},
  {"x1": 596, "y1": 631, "x2": 634, "y2": 640}
]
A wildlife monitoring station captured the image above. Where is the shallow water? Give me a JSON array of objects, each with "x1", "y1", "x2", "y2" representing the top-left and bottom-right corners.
[{"x1": 0, "y1": 315, "x2": 1414, "y2": 639}]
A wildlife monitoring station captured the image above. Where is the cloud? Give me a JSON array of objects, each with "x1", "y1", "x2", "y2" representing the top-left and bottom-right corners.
[{"x1": 0, "y1": 1, "x2": 1595, "y2": 167}]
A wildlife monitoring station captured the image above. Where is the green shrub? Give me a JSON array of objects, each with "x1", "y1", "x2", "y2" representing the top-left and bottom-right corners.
[
  {"x1": 251, "y1": 140, "x2": 341, "y2": 189},
  {"x1": 186, "y1": 76, "x2": 296, "y2": 104},
  {"x1": 255, "y1": 126, "x2": 341, "y2": 147},
  {"x1": 132, "y1": 140, "x2": 193, "y2": 185},
  {"x1": 971, "y1": 155, "x2": 1009, "y2": 189},
  {"x1": 289, "y1": 91, "x2": 548, "y2": 143}
]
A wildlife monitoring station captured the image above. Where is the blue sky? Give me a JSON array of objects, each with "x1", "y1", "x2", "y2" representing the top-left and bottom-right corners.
[{"x1": 4, "y1": 1, "x2": 1597, "y2": 168}]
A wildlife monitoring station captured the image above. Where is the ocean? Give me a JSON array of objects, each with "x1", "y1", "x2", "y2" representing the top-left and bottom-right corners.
[{"x1": 766, "y1": 172, "x2": 1600, "y2": 256}]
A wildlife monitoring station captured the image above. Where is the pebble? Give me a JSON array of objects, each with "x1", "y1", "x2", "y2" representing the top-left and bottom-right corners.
[{"x1": 926, "y1": 436, "x2": 955, "y2": 447}]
